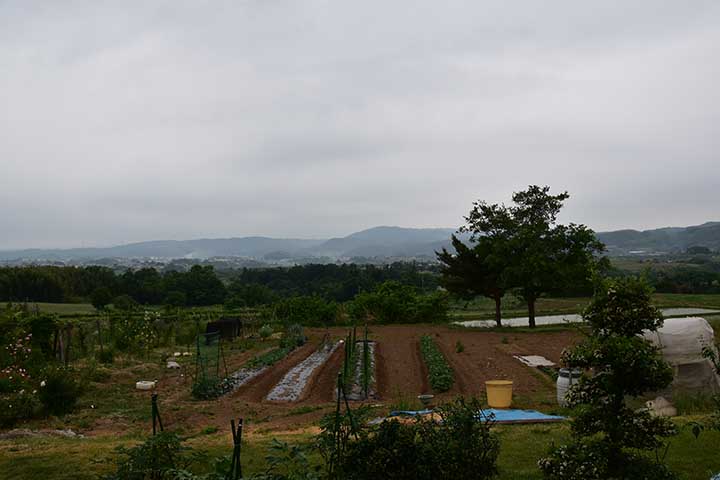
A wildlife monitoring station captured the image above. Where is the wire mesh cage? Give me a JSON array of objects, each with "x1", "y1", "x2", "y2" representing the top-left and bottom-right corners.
[{"x1": 193, "y1": 331, "x2": 224, "y2": 397}]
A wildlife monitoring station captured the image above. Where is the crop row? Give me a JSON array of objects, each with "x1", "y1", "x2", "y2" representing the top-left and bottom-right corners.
[
  {"x1": 419, "y1": 335, "x2": 454, "y2": 392},
  {"x1": 245, "y1": 346, "x2": 293, "y2": 369}
]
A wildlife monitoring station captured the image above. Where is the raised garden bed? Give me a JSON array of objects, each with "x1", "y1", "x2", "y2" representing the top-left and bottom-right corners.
[
  {"x1": 345, "y1": 340, "x2": 377, "y2": 401},
  {"x1": 266, "y1": 341, "x2": 341, "y2": 402},
  {"x1": 419, "y1": 335, "x2": 454, "y2": 392},
  {"x1": 224, "y1": 346, "x2": 294, "y2": 393}
]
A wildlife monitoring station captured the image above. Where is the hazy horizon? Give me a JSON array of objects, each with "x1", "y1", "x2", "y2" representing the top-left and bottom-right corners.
[
  {"x1": 2, "y1": 221, "x2": 719, "y2": 252},
  {"x1": 2, "y1": 2, "x2": 719, "y2": 249}
]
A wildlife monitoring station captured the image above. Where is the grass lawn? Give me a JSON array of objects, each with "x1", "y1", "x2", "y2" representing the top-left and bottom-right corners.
[
  {"x1": 450, "y1": 293, "x2": 720, "y2": 321},
  {"x1": 2, "y1": 419, "x2": 719, "y2": 479},
  {"x1": 7, "y1": 302, "x2": 99, "y2": 315}
]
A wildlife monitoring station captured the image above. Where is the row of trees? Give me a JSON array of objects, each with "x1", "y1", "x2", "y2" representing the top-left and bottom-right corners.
[
  {"x1": 0, "y1": 263, "x2": 438, "y2": 308},
  {"x1": 438, "y1": 185, "x2": 606, "y2": 327},
  {"x1": 0, "y1": 265, "x2": 225, "y2": 306}
]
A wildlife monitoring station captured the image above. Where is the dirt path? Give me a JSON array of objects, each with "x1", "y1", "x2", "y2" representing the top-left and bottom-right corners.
[{"x1": 374, "y1": 326, "x2": 429, "y2": 401}]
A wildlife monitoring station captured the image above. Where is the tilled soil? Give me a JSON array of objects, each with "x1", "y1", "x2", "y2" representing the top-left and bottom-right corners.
[
  {"x1": 233, "y1": 342, "x2": 318, "y2": 403},
  {"x1": 83, "y1": 326, "x2": 580, "y2": 437}
]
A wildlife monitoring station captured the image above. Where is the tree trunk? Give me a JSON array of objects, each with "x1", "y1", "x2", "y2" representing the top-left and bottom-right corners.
[
  {"x1": 494, "y1": 295, "x2": 502, "y2": 327},
  {"x1": 528, "y1": 297, "x2": 536, "y2": 328}
]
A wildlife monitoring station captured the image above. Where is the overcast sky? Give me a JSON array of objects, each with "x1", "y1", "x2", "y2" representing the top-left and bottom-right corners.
[{"x1": 1, "y1": 1, "x2": 719, "y2": 249}]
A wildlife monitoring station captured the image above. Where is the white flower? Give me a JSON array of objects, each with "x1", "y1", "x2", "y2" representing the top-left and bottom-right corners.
[{"x1": 40, "y1": 380, "x2": 46, "y2": 387}]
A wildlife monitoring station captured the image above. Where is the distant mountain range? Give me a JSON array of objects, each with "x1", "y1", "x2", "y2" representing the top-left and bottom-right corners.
[
  {"x1": 0, "y1": 226, "x2": 457, "y2": 263},
  {"x1": 1, "y1": 222, "x2": 718, "y2": 264},
  {"x1": 596, "y1": 221, "x2": 720, "y2": 255}
]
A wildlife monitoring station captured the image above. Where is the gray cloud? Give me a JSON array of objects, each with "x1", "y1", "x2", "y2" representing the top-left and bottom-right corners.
[{"x1": 1, "y1": 1, "x2": 719, "y2": 248}]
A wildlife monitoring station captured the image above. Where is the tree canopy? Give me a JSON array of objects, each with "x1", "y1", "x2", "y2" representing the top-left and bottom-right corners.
[{"x1": 444, "y1": 185, "x2": 605, "y2": 327}]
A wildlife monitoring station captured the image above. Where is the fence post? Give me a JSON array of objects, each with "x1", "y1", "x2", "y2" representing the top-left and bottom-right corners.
[
  {"x1": 363, "y1": 325, "x2": 369, "y2": 398},
  {"x1": 151, "y1": 393, "x2": 164, "y2": 435},
  {"x1": 228, "y1": 418, "x2": 243, "y2": 480}
]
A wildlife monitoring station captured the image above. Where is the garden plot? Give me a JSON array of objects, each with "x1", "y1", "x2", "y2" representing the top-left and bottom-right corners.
[
  {"x1": 345, "y1": 341, "x2": 377, "y2": 401},
  {"x1": 225, "y1": 365, "x2": 268, "y2": 392},
  {"x1": 266, "y1": 341, "x2": 341, "y2": 402}
]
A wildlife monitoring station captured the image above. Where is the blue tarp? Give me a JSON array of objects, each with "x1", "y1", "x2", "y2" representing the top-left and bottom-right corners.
[
  {"x1": 481, "y1": 408, "x2": 564, "y2": 423},
  {"x1": 387, "y1": 408, "x2": 565, "y2": 424}
]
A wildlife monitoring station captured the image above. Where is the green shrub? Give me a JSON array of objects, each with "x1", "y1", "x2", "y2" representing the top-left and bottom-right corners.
[
  {"x1": 274, "y1": 296, "x2": 338, "y2": 327},
  {"x1": 97, "y1": 348, "x2": 115, "y2": 364},
  {"x1": 0, "y1": 390, "x2": 41, "y2": 427},
  {"x1": 331, "y1": 397, "x2": 499, "y2": 480},
  {"x1": 103, "y1": 431, "x2": 205, "y2": 480},
  {"x1": 191, "y1": 376, "x2": 225, "y2": 400},
  {"x1": 455, "y1": 340, "x2": 465, "y2": 353},
  {"x1": 279, "y1": 324, "x2": 306, "y2": 349},
  {"x1": 38, "y1": 365, "x2": 83, "y2": 416},
  {"x1": 348, "y1": 281, "x2": 449, "y2": 324},
  {"x1": 259, "y1": 324, "x2": 273, "y2": 339},
  {"x1": 419, "y1": 335, "x2": 454, "y2": 392}
]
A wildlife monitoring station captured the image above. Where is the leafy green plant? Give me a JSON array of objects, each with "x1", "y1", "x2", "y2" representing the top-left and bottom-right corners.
[
  {"x1": 328, "y1": 397, "x2": 499, "y2": 480},
  {"x1": 259, "y1": 324, "x2": 273, "y2": 339},
  {"x1": 250, "y1": 439, "x2": 321, "y2": 480},
  {"x1": 0, "y1": 390, "x2": 40, "y2": 427},
  {"x1": 279, "y1": 324, "x2": 306, "y2": 349},
  {"x1": 419, "y1": 335, "x2": 454, "y2": 392},
  {"x1": 455, "y1": 340, "x2": 465, "y2": 353},
  {"x1": 246, "y1": 347, "x2": 294, "y2": 369},
  {"x1": 103, "y1": 431, "x2": 205, "y2": 480},
  {"x1": 38, "y1": 365, "x2": 83, "y2": 416}
]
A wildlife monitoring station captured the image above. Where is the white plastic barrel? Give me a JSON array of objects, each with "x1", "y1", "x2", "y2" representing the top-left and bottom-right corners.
[{"x1": 556, "y1": 369, "x2": 582, "y2": 407}]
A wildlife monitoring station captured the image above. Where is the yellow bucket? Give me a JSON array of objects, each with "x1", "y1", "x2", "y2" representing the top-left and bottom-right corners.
[{"x1": 485, "y1": 380, "x2": 513, "y2": 408}]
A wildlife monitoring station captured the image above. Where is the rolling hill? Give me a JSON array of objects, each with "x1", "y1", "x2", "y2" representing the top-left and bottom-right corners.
[{"x1": 1, "y1": 222, "x2": 718, "y2": 263}]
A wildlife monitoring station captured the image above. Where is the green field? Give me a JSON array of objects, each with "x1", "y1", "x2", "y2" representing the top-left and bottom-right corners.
[
  {"x1": 449, "y1": 293, "x2": 720, "y2": 321},
  {"x1": 2, "y1": 419, "x2": 719, "y2": 479}
]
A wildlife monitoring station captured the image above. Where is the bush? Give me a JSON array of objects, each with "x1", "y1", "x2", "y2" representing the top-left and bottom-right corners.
[
  {"x1": 103, "y1": 431, "x2": 205, "y2": 480},
  {"x1": 97, "y1": 348, "x2": 115, "y2": 364},
  {"x1": 331, "y1": 397, "x2": 499, "y2": 480},
  {"x1": 38, "y1": 365, "x2": 83, "y2": 416},
  {"x1": 191, "y1": 376, "x2": 227, "y2": 400},
  {"x1": 0, "y1": 390, "x2": 41, "y2": 428},
  {"x1": 419, "y1": 335, "x2": 454, "y2": 392},
  {"x1": 279, "y1": 324, "x2": 306, "y2": 349},
  {"x1": 259, "y1": 324, "x2": 273, "y2": 339},
  {"x1": 348, "y1": 281, "x2": 449, "y2": 324},
  {"x1": 274, "y1": 296, "x2": 338, "y2": 327}
]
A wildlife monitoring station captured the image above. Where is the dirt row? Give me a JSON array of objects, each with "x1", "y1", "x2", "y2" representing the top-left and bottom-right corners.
[
  {"x1": 226, "y1": 325, "x2": 579, "y2": 405},
  {"x1": 141, "y1": 325, "x2": 579, "y2": 436}
]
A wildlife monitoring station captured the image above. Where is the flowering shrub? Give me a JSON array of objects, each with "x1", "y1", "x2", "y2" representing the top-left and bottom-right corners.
[
  {"x1": 114, "y1": 310, "x2": 160, "y2": 352},
  {"x1": 0, "y1": 331, "x2": 41, "y2": 426},
  {"x1": 539, "y1": 277, "x2": 678, "y2": 479}
]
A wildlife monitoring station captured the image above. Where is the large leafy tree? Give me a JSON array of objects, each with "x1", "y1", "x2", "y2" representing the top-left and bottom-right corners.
[
  {"x1": 462, "y1": 185, "x2": 604, "y2": 327},
  {"x1": 437, "y1": 235, "x2": 507, "y2": 326},
  {"x1": 539, "y1": 276, "x2": 678, "y2": 479}
]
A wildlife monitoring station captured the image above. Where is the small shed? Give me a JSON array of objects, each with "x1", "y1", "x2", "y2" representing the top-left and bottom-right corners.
[
  {"x1": 206, "y1": 316, "x2": 244, "y2": 341},
  {"x1": 642, "y1": 317, "x2": 720, "y2": 394}
]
